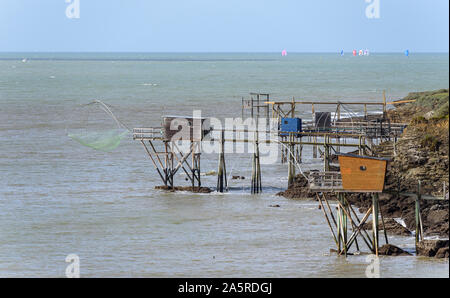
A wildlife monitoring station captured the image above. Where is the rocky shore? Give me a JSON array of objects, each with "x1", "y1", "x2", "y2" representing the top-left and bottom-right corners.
[{"x1": 277, "y1": 89, "x2": 449, "y2": 258}]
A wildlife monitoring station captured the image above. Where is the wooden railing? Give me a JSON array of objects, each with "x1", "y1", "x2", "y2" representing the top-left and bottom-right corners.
[
  {"x1": 132, "y1": 127, "x2": 163, "y2": 140},
  {"x1": 308, "y1": 171, "x2": 343, "y2": 191}
]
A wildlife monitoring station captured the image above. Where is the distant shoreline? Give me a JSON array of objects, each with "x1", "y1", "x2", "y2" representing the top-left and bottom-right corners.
[{"x1": 1, "y1": 52, "x2": 447, "y2": 62}]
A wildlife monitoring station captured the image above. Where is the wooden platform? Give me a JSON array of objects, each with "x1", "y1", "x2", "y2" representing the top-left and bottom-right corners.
[{"x1": 308, "y1": 171, "x2": 344, "y2": 192}]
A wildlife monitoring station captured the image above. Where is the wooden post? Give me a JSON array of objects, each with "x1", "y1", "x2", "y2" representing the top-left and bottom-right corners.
[
  {"x1": 415, "y1": 180, "x2": 423, "y2": 248},
  {"x1": 345, "y1": 196, "x2": 374, "y2": 252},
  {"x1": 372, "y1": 193, "x2": 380, "y2": 256},
  {"x1": 257, "y1": 94, "x2": 260, "y2": 118},
  {"x1": 313, "y1": 135, "x2": 317, "y2": 159},
  {"x1": 382, "y1": 90, "x2": 387, "y2": 118},
  {"x1": 337, "y1": 104, "x2": 341, "y2": 153},
  {"x1": 298, "y1": 144, "x2": 303, "y2": 164},
  {"x1": 164, "y1": 142, "x2": 172, "y2": 188},
  {"x1": 190, "y1": 141, "x2": 201, "y2": 189},
  {"x1": 324, "y1": 136, "x2": 330, "y2": 172},
  {"x1": 288, "y1": 133, "x2": 296, "y2": 187},
  {"x1": 191, "y1": 141, "x2": 195, "y2": 189},
  {"x1": 317, "y1": 193, "x2": 339, "y2": 248},
  {"x1": 339, "y1": 193, "x2": 348, "y2": 256},
  {"x1": 291, "y1": 97, "x2": 295, "y2": 118},
  {"x1": 337, "y1": 203, "x2": 342, "y2": 253},
  {"x1": 217, "y1": 130, "x2": 227, "y2": 192},
  {"x1": 251, "y1": 132, "x2": 262, "y2": 194},
  {"x1": 358, "y1": 136, "x2": 363, "y2": 155},
  {"x1": 378, "y1": 200, "x2": 389, "y2": 245}
]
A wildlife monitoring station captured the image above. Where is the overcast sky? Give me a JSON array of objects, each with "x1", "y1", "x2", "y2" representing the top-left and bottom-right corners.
[{"x1": 0, "y1": 0, "x2": 448, "y2": 52}]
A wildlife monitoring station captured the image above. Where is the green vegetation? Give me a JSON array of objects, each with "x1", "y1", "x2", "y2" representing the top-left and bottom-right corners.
[
  {"x1": 411, "y1": 115, "x2": 428, "y2": 125},
  {"x1": 404, "y1": 89, "x2": 449, "y2": 119},
  {"x1": 420, "y1": 134, "x2": 441, "y2": 152},
  {"x1": 400, "y1": 89, "x2": 449, "y2": 153},
  {"x1": 433, "y1": 100, "x2": 449, "y2": 120}
]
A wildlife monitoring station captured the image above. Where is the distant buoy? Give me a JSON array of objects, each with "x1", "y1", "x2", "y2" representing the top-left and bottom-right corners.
[
  {"x1": 22, "y1": 58, "x2": 27, "y2": 63},
  {"x1": 281, "y1": 50, "x2": 287, "y2": 56}
]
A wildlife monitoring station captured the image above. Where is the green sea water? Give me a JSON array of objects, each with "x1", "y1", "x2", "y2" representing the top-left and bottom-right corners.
[{"x1": 0, "y1": 52, "x2": 448, "y2": 277}]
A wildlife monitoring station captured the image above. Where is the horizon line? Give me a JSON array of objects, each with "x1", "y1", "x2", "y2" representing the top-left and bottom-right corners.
[{"x1": 0, "y1": 51, "x2": 449, "y2": 54}]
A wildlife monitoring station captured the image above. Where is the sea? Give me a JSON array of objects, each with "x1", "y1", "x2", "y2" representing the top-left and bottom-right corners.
[{"x1": 0, "y1": 52, "x2": 448, "y2": 277}]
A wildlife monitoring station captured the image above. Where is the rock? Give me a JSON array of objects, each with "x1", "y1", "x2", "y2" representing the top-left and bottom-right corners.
[
  {"x1": 379, "y1": 244, "x2": 412, "y2": 256},
  {"x1": 269, "y1": 204, "x2": 280, "y2": 208},
  {"x1": 424, "y1": 110, "x2": 435, "y2": 120},
  {"x1": 426, "y1": 209, "x2": 448, "y2": 225},
  {"x1": 276, "y1": 172, "x2": 320, "y2": 200},
  {"x1": 329, "y1": 249, "x2": 355, "y2": 255},
  {"x1": 435, "y1": 247, "x2": 449, "y2": 258},
  {"x1": 416, "y1": 240, "x2": 449, "y2": 258},
  {"x1": 231, "y1": 176, "x2": 245, "y2": 180}
]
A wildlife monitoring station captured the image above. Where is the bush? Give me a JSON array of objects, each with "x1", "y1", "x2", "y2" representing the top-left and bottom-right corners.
[
  {"x1": 420, "y1": 134, "x2": 441, "y2": 151},
  {"x1": 411, "y1": 116, "x2": 428, "y2": 125},
  {"x1": 432, "y1": 100, "x2": 449, "y2": 120},
  {"x1": 405, "y1": 89, "x2": 449, "y2": 111}
]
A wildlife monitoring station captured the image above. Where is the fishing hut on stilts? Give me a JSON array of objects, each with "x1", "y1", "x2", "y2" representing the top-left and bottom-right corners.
[
  {"x1": 309, "y1": 154, "x2": 390, "y2": 256},
  {"x1": 133, "y1": 116, "x2": 209, "y2": 191},
  {"x1": 133, "y1": 91, "x2": 409, "y2": 196}
]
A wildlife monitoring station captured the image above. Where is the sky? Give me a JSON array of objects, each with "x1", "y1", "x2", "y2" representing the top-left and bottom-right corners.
[{"x1": 0, "y1": 0, "x2": 448, "y2": 52}]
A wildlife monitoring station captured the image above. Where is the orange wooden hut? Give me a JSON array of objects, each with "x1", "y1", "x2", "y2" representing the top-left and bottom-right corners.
[{"x1": 337, "y1": 154, "x2": 389, "y2": 193}]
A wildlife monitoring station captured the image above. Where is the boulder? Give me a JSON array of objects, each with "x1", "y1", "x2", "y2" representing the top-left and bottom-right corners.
[
  {"x1": 435, "y1": 247, "x2": 449, "y2": 258},
  {"x1": 416, "y1": 240, "x2": 449, "y2": 258},
  {"x1": 379, "y1": 244, "x2": 411, "y2": 256}
]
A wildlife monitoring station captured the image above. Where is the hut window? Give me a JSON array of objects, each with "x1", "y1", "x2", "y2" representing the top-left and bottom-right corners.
[{"x1": 359, "y1": 165, "x2": 367, "y2": 171}]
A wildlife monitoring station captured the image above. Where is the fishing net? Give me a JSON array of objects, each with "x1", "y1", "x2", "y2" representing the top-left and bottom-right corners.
[
  {"x1": 67, "y1": 100, "x2": 130, "y2": 152},
  {"x1": 68, "y1": 129, "x2": 129, "y2": 151}
]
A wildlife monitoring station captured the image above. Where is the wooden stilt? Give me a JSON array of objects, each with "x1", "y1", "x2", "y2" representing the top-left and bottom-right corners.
[
  {"x1": 339, "y1": 193, "x2": 348, "y2": 256},
  {"x1": 251, "y1": 132, "x2": 262, "y2": 194},
  {"x1": 378, "y1": 200, "x2": 389, "y2": 245},
  {"x1": 335, "y1": 197, "x2": 372, "y2": 254},
  {"x1": 345, "y1": 206, "x2": 373, "y2": 252},
  {"x1": 288, "y1": 134, "x2": 296, "y2": 187},
  {"x1": 313, "y1": 135, "x2": 317, "y2": 159},
  {"x1": 415, "y1": 181, "x2": 423, "y2": 249},
  {"x1": 323, "y1": 137, "x2": 330, "y2": 172},
  {"x1": 317, "y1": 193, "x2": 339, "y2": 248},
  {"x1": 217, "y1": 130, "x2": 227, "y2": 192},
  {"x1": 372, "y1": 193, "x2": 380, "y2": 256},
  {"x1": 344, "y1": 197, "x2": 374, "y2": 252}
]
